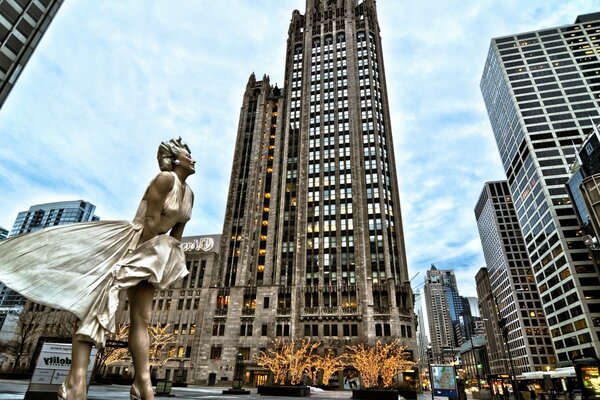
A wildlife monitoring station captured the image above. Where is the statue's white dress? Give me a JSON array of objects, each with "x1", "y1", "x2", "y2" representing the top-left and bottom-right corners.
[{"x1": 0, "y1": 172, "x2": 192, "y2": 348}]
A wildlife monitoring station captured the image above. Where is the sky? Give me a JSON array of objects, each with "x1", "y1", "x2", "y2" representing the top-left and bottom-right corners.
[{"x1": 1, "y1": 0, "x2": 598, "y2": 297}]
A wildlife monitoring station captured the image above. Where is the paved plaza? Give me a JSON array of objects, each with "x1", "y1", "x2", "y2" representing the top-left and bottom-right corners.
[{"x1": 0, "y1": 379, "x2": 445, "y2": 400}]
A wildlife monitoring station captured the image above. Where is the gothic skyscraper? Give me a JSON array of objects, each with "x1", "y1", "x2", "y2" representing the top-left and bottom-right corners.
[{"x1": 214, "y1": 0, "x2": 415, "y2": 363}]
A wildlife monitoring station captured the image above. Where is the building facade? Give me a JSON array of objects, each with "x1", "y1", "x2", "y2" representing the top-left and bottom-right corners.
[
  {"x1": 0, "y1": 0, "x2": 63, "y2": 108},
  {"x1": 215, "y1": 0, "x2": 414, "y2": 364},
  {"x1": 480, "y1": 13, "x2": 600, "y2": 365},
  {"x1": 475, "y1": 181, "x2": 556, "y2": 374},
  {"x1": 424, "y1": 266, "x2": 458, "y2": 361},
  {"x1": 476, "y1": 268, "x2": 507, "y2": 376},
  {"x1": 0, "y1": 226, "x2": 7, "y2": 239}
]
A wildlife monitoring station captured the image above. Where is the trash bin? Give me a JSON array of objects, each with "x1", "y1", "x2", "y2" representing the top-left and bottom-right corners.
[{"x1": 156, "y1": 379, "x2": 172, "y2": 394}]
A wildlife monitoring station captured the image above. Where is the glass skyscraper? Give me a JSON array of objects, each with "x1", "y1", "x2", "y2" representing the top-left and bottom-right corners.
[{"x1": 481, "y1": 12, "x2": 600, "y2": 365}]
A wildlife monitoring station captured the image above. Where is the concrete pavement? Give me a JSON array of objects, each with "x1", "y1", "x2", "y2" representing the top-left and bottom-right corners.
[{"x1": 0, "y1": 379, "x2": 447, "y2": 399}]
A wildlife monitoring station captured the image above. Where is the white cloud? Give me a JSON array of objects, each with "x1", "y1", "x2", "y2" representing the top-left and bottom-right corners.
[{"x1": 1, "y1": 0, "x2": 598, "y2": 297}]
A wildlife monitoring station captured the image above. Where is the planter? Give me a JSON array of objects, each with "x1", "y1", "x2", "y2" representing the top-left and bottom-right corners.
[
  {"x1": 257, "y1": 385, "x2": 310, "y2": 397},
  {"x1": 398, "y1": 389, "x2": 418, "y2": 399},
  {"x1": 352, "y1": 388, "x2": 401, "y2": 400},
  {"x1": 317, "y1": 384, "x2": 339, "y2": 391}
]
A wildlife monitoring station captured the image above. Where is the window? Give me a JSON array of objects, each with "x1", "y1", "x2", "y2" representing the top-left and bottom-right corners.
[
  {"x1": 261, "y1": 324, "x2": 268, "y2": 336},
  {"x1": 239, "y1": 347, "x2": 251, "y2": 360},
  {"x1": 210, "y1": 346, "x2": 222, "y2": 360},
  {"x1": 212, "y1": 323, "x2": 225, "y2": 336},
  {"x1": 264, "y1": 297, "x2": 270, "y2": 309},
  {"x1": 240, "y1": 323, "x2": 253, "y2": 337},
  {"x1": 276, "y1": 324, "x2": 290, "y2": 336}
]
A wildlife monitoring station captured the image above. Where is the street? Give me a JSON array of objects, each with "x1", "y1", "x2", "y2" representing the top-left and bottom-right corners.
[{"x1": 0, "y1": 379, "x2": 448, "y2": 400}]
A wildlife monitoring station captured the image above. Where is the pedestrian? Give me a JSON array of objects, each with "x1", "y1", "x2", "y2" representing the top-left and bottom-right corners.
[
  {"x1": 0, "y1": 137, "x2": 196, "y2": 400},
  {"x1": 504, "y1": 385, "x2": 510, "y2": 400}
]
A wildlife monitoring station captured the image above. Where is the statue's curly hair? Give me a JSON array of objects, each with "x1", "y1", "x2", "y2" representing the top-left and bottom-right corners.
[{"x1": 157, "y1": 137, "x2": 191, "y2": 171}]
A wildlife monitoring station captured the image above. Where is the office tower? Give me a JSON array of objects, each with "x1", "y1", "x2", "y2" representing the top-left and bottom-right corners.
[
  {"x1": 210, "y1": 0, "x2": 415, "y2": 382},
  {"x1": 480, "y1": 13, "x2": 600, "y2": 365},
  {"x1": 8, "y1": 199, "x2": 99, "y2": 236},
  {"x1": 414, "y1": 289, "x2": 429, "y2": 383},
  {"x1": 567, "y1": 125, "x2": 600, "y2": 237},
  {"x1": 0, "y1": 226, "x2": 7, "y2": 239},
  {"x1": 476, "y1": 268, "x2": 505, "y2": 375},
  {"x1": 0, "y1": 200, "x2": 99, "y2": 329},
  {"x1": 424, "y1": 265, "x2": 458, "y2": 360},
  {"x1": 0, "y1": 0, "x2": 64, "y2": 108},
  {"x1": 475, "y1": 181, "x2": 556, "y2": 374}
]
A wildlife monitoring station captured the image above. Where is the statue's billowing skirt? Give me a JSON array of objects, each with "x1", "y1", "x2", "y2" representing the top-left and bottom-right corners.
[{"x1": 0, "y1": 221, "x2": 188, "y2": 348}]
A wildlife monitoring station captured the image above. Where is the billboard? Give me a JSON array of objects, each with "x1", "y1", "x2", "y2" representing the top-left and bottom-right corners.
[{"x1": 431, "y1": 364, "x2": 458, "y2": 398}]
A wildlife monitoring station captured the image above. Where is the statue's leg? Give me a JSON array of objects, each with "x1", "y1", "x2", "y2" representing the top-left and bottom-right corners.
[
  {"x1": 63, "y1": 334, "x2": 92, "y2": 400},
  {"x1": 128, "y1": 281, "x2": 155, "y2": 400}
]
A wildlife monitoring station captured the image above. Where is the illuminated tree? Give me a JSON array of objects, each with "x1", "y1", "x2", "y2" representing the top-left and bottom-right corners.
[
  {"x1": 255, "y1": 339, "x2": 288, "y2": 384},
  {"x1": 254, "y1": 338, "x2": 320, "y2": 385},
  {"x1": 288, "y1": 338, "x2": 320, "y2": 385},
  {"x1": 346, "y1": 341, "x2": 380, "y2": 388},
  {"x1": 314, "y1": 352, "x2": 346, "y2": 385},
  {"x1": 94, "y1": 323, "x2": 130, "y2": 375},
  {"x1": 378, "y1": 339, "x2": 414, "y2": 388},
  {"x1": 346, "y1": 339, "x2": 414, "y2": 389},
  {"x1": 148, "y1": 323, "x2": 177, "y2": 366}
]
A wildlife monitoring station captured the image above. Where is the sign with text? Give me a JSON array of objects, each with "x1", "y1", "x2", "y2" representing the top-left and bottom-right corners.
[{"x1": 30, "y1": 342, "x2": 97, "y2": 385}]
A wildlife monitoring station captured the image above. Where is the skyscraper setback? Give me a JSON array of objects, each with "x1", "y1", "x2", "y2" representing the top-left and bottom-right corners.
[
  {"x1": 481, "y1": 13, "x2": 600, "y2": 364},
  {"x1": 215, "y1": 0, "x2": 415, "y2": 362}
]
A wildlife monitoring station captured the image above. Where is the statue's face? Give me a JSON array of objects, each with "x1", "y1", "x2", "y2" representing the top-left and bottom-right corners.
[{"x1": 176, "y1": 149, "x2": 196, "y2": 175}]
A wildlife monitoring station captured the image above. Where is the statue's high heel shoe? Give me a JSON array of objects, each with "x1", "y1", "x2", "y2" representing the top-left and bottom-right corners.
[
  {"x1": 57, "y1": 383, "x2": 67, "y2": 400},
  {"x1": 130, "y1": 383, "x2": 142, "y2": 400}
]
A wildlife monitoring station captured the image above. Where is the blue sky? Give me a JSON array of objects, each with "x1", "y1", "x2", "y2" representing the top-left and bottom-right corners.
[{"x1": 0, "y1": 1, "x2": 598, "y2": 297}]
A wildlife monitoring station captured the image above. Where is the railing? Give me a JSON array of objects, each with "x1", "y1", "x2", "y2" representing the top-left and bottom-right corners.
[
  {"x1": 300, "y1": 305, "x2": 361, "y2": 317},
  {"x1": 373, "y1": 306, "x2": 390, "y2": 315},
  {"x1": 276, "y1": 307, "x2": 291, "y2": 315},
  {"x1": 214, "y1": 308, "x2": 228, "y2": 316}
]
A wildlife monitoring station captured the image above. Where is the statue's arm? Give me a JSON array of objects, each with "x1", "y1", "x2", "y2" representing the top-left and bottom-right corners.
[
  {"x1": 169, "y1": 222, "x2": 187, "y2": 242},
  {"x1": 140, "y1": 172, "x2": 174, "y2": 243}
]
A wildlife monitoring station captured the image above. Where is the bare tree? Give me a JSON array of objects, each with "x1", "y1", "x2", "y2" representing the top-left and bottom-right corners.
[{"x1": 11, "y1": 308, "x2": 42, "y2": 371}]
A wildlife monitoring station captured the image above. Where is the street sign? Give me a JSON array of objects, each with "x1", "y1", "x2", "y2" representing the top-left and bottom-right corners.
[{"x1": 105, "y1": 339, "x2": 128, "y2": 348}]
